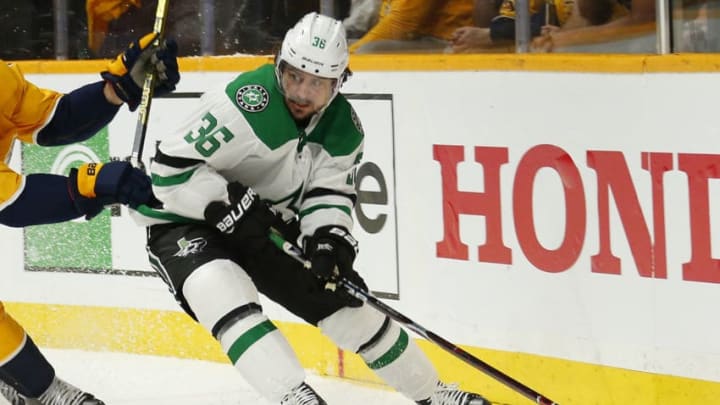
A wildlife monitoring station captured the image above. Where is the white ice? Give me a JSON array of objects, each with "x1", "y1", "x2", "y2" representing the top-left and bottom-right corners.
[{"x1": 1, "y1": 349, "x2": 411, "y2": 405}]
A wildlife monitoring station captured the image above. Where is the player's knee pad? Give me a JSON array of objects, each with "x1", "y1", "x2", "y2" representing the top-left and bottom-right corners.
[
  {"x1": 318, "y1": 305, "x2": 386, "y2": 352},
  {"x1": 182, "y1": 259, "x2": 261, "y2": 338}
]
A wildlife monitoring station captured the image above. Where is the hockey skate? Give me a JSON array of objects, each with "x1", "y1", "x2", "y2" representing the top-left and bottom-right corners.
[
  {"x1": 280, "y1": 382, "x2": 327, "y2": 405},
  {"x1": 0, "y1": 378, "x2": 26, "y2": 405},
  {"x1": 416, "y1": 381, "x2": 489, "y2": 405},
  {"x1": 36, "y1": 376, "x2": 104, "y2": 405}
]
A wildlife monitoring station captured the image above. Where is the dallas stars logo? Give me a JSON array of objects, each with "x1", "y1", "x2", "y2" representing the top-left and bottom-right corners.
[
  {"x1": 235, "y1": 84, "x2": 269, "y2": 112},
  {"x1": 350, "y1": 106, "x2": 364, "y2": 135},
  {"x1": 173, "y1": 236, "x2": 207, "y2": 257}
]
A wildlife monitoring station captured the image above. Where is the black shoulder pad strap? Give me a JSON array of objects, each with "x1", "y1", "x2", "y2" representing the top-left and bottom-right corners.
[{"x1": 154, "y1": 148, "x2": 205, "y2": 168}]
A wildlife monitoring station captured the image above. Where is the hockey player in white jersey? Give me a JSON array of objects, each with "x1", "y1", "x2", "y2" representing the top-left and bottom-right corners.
[{"x1": 140, "y1": 12, "x2": 487, "y2": 405}]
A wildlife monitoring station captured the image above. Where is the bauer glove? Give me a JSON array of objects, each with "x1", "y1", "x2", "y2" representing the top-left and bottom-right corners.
[
  {"x1": 68, "y1": 161, "x2": 153, "y2": 219},
  {"x1": 204, "y1": 182, "x2": 279, "y2": 251},
  {"x1": 101, "y1": 33, "x2": 180, "y2": 111},
  {"x1": 304, "y1": 226, "x2": 367, "y2": 307}
]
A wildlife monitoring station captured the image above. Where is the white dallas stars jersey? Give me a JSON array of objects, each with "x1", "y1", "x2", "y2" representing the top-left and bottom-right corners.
[{"x1": 136, "y1": 64, "x2": 364, "y2": 240}]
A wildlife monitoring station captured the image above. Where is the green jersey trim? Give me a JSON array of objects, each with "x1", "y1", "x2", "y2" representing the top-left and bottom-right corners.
[
  {"x1": 307, "y1": 97, "x2": 364, "y2": 157},
  {"x1": 299, "y1": 204, "x2": 352, "y2": 219},
  {"x1": 151, "y1": 169, "x2": 197, "y2": 187},
  {"x1": 135, "y1": 205, "x2": 200, "y2": 224}
]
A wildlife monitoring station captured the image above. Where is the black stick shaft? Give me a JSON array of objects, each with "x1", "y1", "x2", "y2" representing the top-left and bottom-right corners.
[
  {"x1": 130, "y1": 0, "x2": 170, "y2": 169},
  {"x1": 340, "y1": 279, "x2": 559, "y2": 405},
  {"x1": 268, "y1": 232, "x2": 560, "y2": 405}
]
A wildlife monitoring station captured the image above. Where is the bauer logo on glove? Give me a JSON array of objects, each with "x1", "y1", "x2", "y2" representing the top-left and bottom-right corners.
[
  {"x1": 204, "y1": 182, "x2": 279, "y2": 251},
  {"x1": 215, "y1": 187, "x2": 258, "y2": 233}
]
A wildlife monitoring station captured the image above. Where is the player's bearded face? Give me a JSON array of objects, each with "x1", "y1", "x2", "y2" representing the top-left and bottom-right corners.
[{"x1": 281, "y1": 65, "x2": 335, "y2": 120}]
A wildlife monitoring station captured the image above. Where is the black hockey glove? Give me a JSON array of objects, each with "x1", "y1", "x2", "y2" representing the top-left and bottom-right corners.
[
  {"x1": 101, "y1": 33, "x2": 180, "y2": 111},
  {"x1": 304, "y1": 226, "x2": 367, "y2": 307},
  {"x1": 68, "y1": 161, "x2": 153, "y2": 219},
  {"x1": 204, "y1": 182, "x2": 278, "y2": 251}
]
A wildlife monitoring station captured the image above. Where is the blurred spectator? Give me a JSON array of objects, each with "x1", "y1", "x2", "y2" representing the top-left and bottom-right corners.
[
  {"x1": 450, "y1": 0, "x2": 510, "y2": 53},
  {"x1": 451, "y1": 0, "x2": 629, "y2": 53},
  {"x1": 675, "y1": 0, "x2": 719, "y2": 52},
  {"x1": 471, "y1": 0, "x2": 504, "y2": 27},
  {"x1": 87, "y1": 0, "x2": 204, "y2": 57},
  {"x1": 87, "y1": 0, "x2": 318, "y2": 57},
  {"x1": 531, "y1": 0, "x2": 653, "y2": 52},
  {"x1": 86, "y1": 0, "x2": 140, "y2": 55},
  {"x1": 349, "y1": 0, "x2": 474, "y2": 54},
  {"x1": 344, "y1": 0, "x2": 382, "y2": 39}
]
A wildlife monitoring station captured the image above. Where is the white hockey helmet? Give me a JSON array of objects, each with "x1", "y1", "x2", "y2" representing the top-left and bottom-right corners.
[
  {"x1": 275, "y1": 12, "x2": 349, "y2": 101},
  {"x1": 278, "y1": 12, "x2": 349, "y2": 80}
]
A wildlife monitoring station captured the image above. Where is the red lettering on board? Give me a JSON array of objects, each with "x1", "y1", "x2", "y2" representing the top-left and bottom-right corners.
[
  {"x1": 588, "y1": 151, "x2": 671, "y2": 279},
  {"x1": 679, "y1": 154, "x2": 720, "y2": 283},
  {"x1": 433, "y1": 145, "x2": 512, "y2": 264},
  {"x1": 434, "y1": 144, "x2": 719, "y2": 284},
  {"x1": 513, "y1": 145, "x2": 586, "y2": 273}
]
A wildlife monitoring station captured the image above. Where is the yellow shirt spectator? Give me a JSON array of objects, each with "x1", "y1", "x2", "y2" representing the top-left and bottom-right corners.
[
  {"x1": 86, "y1": 0, "x2": 142, "y2": 53},
  {"x1": 350, "y1": 0, "x2": 474, "y2": 53}
]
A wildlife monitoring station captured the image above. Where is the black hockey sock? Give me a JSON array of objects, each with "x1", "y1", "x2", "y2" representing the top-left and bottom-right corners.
[{"x1": 0, "y1": 336, "x2": 55, "y2": 397}]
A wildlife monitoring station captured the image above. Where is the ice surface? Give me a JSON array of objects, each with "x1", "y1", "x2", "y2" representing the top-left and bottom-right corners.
[{"x1": 0, "y1": 349, "x2": 411, "y2": 405}]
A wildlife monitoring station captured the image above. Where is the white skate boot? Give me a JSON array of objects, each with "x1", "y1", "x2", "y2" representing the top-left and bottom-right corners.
[
  {"x1": 416, "y1": 381, "x2": 489, "y2": 405},
  {"x1": 280, "y1": 382, "x2": 327, "y2": 405},
  {"x1": 0, "y1": 378, "x2": 26, "y2": 405},
  {"x1": 36, "y1": 376, "x2": 104, "y2": 405}
]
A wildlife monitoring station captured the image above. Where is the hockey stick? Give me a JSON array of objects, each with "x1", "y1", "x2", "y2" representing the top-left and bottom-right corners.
[
  {"x1": 129, "y1": 0, "x2": 170, "y2": 170},
  {"x1": 268, "y1": 232, "x2": 560, "y2": 405}
]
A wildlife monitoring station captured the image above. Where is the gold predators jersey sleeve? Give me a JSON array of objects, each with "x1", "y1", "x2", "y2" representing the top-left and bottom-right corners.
[
  {"x1": 0, "y1": 62, "x2": 62, "y2": 207},
  {"x1": 1, "y1": 62, "x2": 62, "y2": 144}
]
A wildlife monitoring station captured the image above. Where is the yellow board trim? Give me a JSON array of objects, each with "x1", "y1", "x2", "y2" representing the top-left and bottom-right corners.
[
  {"x1": 13, "y1": 53, "x2": 720, "y2": 74},
  {"x1": 4, "y1": 301, "x2": 719, "y2": 404}
]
